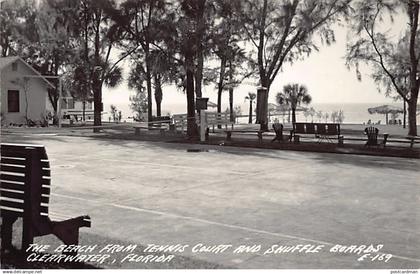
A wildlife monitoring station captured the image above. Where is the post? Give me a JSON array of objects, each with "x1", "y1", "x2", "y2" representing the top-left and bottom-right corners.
[
  {"x1": 57, "y1": 77, "x2": 62, "y2": 128},
  {"x1": 196, "y1": 98, "x2": 208, "y2": 142},
  {"x1": 200, "y1": 109, "x2": 206, "y2": 142}
]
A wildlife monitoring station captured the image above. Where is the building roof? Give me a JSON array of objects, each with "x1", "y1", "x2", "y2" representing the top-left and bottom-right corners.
[{"x1": 0, "y1": 56, "x2": 56, "y2": 89}]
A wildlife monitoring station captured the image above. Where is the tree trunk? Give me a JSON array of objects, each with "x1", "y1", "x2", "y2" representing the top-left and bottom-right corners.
[
  {"x1": 292, "y1": 108, "x2": 296, "y2": 125},
  {"x1": 403, "y1": 100, "x2": 406, "y2": 129},
  {"x1": 248, "y1": 101, "x2": 253, "y2": 124},
  {"x1": 82, "y1": 101, "x2": 86, "y2": 121},
  {"x1": 229, "y1": 88, "x2": 234, "y2": 122},
  {"x1": 145, "y1": 54, "x2": 153, "y2": 125},
  {"x1": 185, "y1": 53, "x2": 198, "y2": 138},
  {"x1": 217, "y1": 57, "x2": 226, "y2": 129},
  {"x1": 93, "y1": 11, "x2": 102, "y2": 133},
  {"x1": 93, "y1": 84, "x2": 102, "y2": 132},
  {"x1": 228, "y1": 61, "x2": 234, "y2": 122},
  {"x1": 408, "y1": 96, "x2": 418, "y2": 136},
  {"x1": 154, "y1": 73, "x2": 162, "y2": 117},
  {"x1": 195, "y1": 50, "x2": 203, "y2": 99}
]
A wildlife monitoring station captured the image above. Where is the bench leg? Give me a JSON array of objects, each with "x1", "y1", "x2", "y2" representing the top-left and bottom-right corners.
[
  {"x1": 205, "y1": 128, "x2": 209, "y2": 141},
  {"x1": 226, "y1": 132, "x2": 232, "y2": 141},
  {"x1": 338, "y1": 136, "x2": 344, "y2": 146},
  {"x1": 258, "y1": 132, "x2": 262, "y2": 144},
  {"x1": 22, "y1": 216, "x2": 34, "y2": 253},
  {"x1": 51, "y1": 215, "x2": 91, "y2": 246},
  {"x1": 1, "y1": 215, "x2": 18, "y2": 252},
  {"x1": 135, "y1": 128, "x2": 141, "y2": 136}
]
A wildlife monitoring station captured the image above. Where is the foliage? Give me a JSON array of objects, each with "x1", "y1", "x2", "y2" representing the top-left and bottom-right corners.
[
  {"x1": 129, "y1": 90, "x2": 148, "y2": 122},
  {"x1": 239, "y1": 0, "x2": 350, "y2": 91},
  {"x1": 110, "y1": 104, "x2": 118, "y2": 122},
  {"x1": 245, "y1": 92, "x2": 256, "y2": 123},
  {"x1": 346, "y1": 0, "x2": 419, "y2": 135}
]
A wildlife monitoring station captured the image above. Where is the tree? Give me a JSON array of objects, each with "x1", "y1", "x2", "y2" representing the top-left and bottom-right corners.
[
  {"x1": 76, "y1": 0, "x2": 129, "y2": 132},
  {"x1": 0, "y1": 0, "x2": 35, "y2": 56},
  {"x1": 118, "y1": 0, "x2": 169, "y2": 124},
  {"x1": 337, "y1": 110, "x2": 345, "y2": 123},
  {"x1": 239, "y1": 0, "x2": 350, "y2": 129},
  {"x1": 331, "y1": 110, "x2": 338, "y2": 123},
  {"x1": 110, "y1": 104, "x2": 118, "y2": 122},
  {"x1": 245, "y1": 92, "x2": 256, "y2": 124},
  {"x1": 308, "y1": 107, "x2": 316, "y2": 122},
  {"x1": 180, "y1": 0, "x2": 208, "y2": 137},
  {"x1": 211, "y1": 0, "x2": 252, "y2": 122},
  {"x1": 128, "y1": 62, "x2": 148, "y2": 122},
  {"x1": 4, "y1": 0, "x2": 79, "y2": 122},
  {"x1": 276, "y1": 83, "x2": 312, "y2": 125},
  {"x1": 316, "y1": 110, "x2": 323, "y2": 122},
  {"x1": 324, "y1": 112, "x2": 329, "y2": 123},
  {"x1": 347, "y1": 0, "x2": 419, "y2": 135},
  {"x1": 129, "y1": 91, "x2": 148, "y2": 122}
]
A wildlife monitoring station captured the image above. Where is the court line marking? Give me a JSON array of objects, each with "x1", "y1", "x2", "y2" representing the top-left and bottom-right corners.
[
  {"x1": 109, "y1": 203, "x2": 420, "y2": 263},
  {"x1": 51, "y1": 189, "x2": 420, "y2": 264},
  {"x1": 50, "y1": 192, "x2": 420, "y2": 263}
]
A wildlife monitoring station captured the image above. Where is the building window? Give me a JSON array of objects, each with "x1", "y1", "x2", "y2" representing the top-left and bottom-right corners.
[
  {"x1": 61, "y1": 98, "x2": 75, "y2": 109},
  {"x1": 12, "y1": 62, "x2": 18, "y2": 71},
  {"x1": 8, "y1": 90, "x2": 20, "y2": 112}
]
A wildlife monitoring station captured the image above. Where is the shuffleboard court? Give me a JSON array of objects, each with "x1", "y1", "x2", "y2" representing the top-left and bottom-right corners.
[{"x1": 2, "y1": 133, "x2": 419, "y2": 269}]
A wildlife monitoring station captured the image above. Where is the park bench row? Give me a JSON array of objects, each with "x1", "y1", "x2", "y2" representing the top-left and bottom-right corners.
[
  {"x1": 223, "y1": 123, "x2": 419, "y2": 148},
  {"x1": 0, "y1": 143, "x2": 91, "y2": 256},
  {"x1": 133, "y1": 112, "x2": 234, "y2": 136}
]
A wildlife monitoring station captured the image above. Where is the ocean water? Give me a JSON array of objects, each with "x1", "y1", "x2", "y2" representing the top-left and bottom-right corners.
[{"x1": 103, "y1": 102, "x2": 418, "y2": 125}]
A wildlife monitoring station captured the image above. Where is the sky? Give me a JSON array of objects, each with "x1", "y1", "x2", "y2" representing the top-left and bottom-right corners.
[{"x1": 102, "y1": 19, "x2": 405, "y2": 113}]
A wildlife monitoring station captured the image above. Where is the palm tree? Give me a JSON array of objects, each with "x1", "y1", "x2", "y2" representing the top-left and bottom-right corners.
[
  {"x1": 316, "y1": 111, "x2": 323, "y2": 122},
  {"x1": 276, "y1": 84, "x2": 312, "y2": 125},
  {"x1": 245, "y1": 92, "x2": 256, "y2": 124}
]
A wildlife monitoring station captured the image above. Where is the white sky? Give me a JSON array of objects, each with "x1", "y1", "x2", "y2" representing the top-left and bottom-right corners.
[{"x1": 103, "y1": 20, "x2": 405, "y2": 110}]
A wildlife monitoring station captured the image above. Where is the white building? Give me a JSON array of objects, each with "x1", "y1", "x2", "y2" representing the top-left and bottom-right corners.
[
  {"x1": 0, "y1": 56, "x2": 55, "y2": 125},
  {"x1": 0, "y1": 56, "x2": 94, "y2": 125}
]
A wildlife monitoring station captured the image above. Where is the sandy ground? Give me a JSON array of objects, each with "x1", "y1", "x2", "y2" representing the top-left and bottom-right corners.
[{"x1": 1, "y1": 132, "x2": 419, "y2": 269}]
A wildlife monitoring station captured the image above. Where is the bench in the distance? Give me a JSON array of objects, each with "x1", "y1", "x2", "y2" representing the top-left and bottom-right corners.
[
  {"x1": 290, "y1": 123, "x2": 343, "y2": 144},
  {"x1": 0, "y1": 143, "x2": 91, "y2": 255}
]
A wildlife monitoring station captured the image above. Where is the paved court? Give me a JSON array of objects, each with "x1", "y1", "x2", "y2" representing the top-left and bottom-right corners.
[{"x1": 2, "y1": 133, "x2": 420, "y2": 269}]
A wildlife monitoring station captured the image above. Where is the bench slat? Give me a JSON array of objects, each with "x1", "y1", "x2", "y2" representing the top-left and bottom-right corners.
[
  {"x1": 1, "y1": 157, "x2": 50, "y2": 168},
  {"x1": 1, "y1": 157, "x2": 25, "y2": 166},
  {"x1": 1, "y1": 181, "x2": 24, "y2": 191},
  {"x1": 0, "y1": 199, "x2": 48, "y2": 213},
  {"x1": 0, "y1": 164, "x2": 26, "y2": 174},
  {"x1": 0, "y1": 206, "x2": 24, "y2": 216},
  {"x1": 0, "y1": 173, "x2": 25, "y2": 183},
  {"x1": 0, "y1": 180, "x2": 50, "y2": 193},
  {"x1": 0, "y1": 190, "x2": 49, "y2": 203}
]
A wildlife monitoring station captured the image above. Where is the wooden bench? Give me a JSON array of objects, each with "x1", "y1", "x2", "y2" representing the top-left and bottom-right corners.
[
  {"x1": 0, "y1": 143, "x2": 91, "y2": 254},
  {"x1": 133, "y1": 126, "x2": 167, "y2": 136},
  {"x1": 406, "y1": 135, "x2": 420, "y2": 148},
  {"x1": 225, "y1": 130, "x2": 265, "y2": 143},
  {"x1": 205, "y1": 112, "x2": 234, "y2": 132},
  {"x1": 172, "y1": 114, "x2": 190, "y2": 133},
  {"x1": 150, "y1": 116, "x2": 171, "y2": 128},
  {"x1": 290, "y1": 123, "x2": 343, "y2": 144}
]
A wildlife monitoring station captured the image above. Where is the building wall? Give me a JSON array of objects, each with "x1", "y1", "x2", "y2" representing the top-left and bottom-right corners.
[{"x1": 1, "y1": 60, "x2": 49, "y2": 125}]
